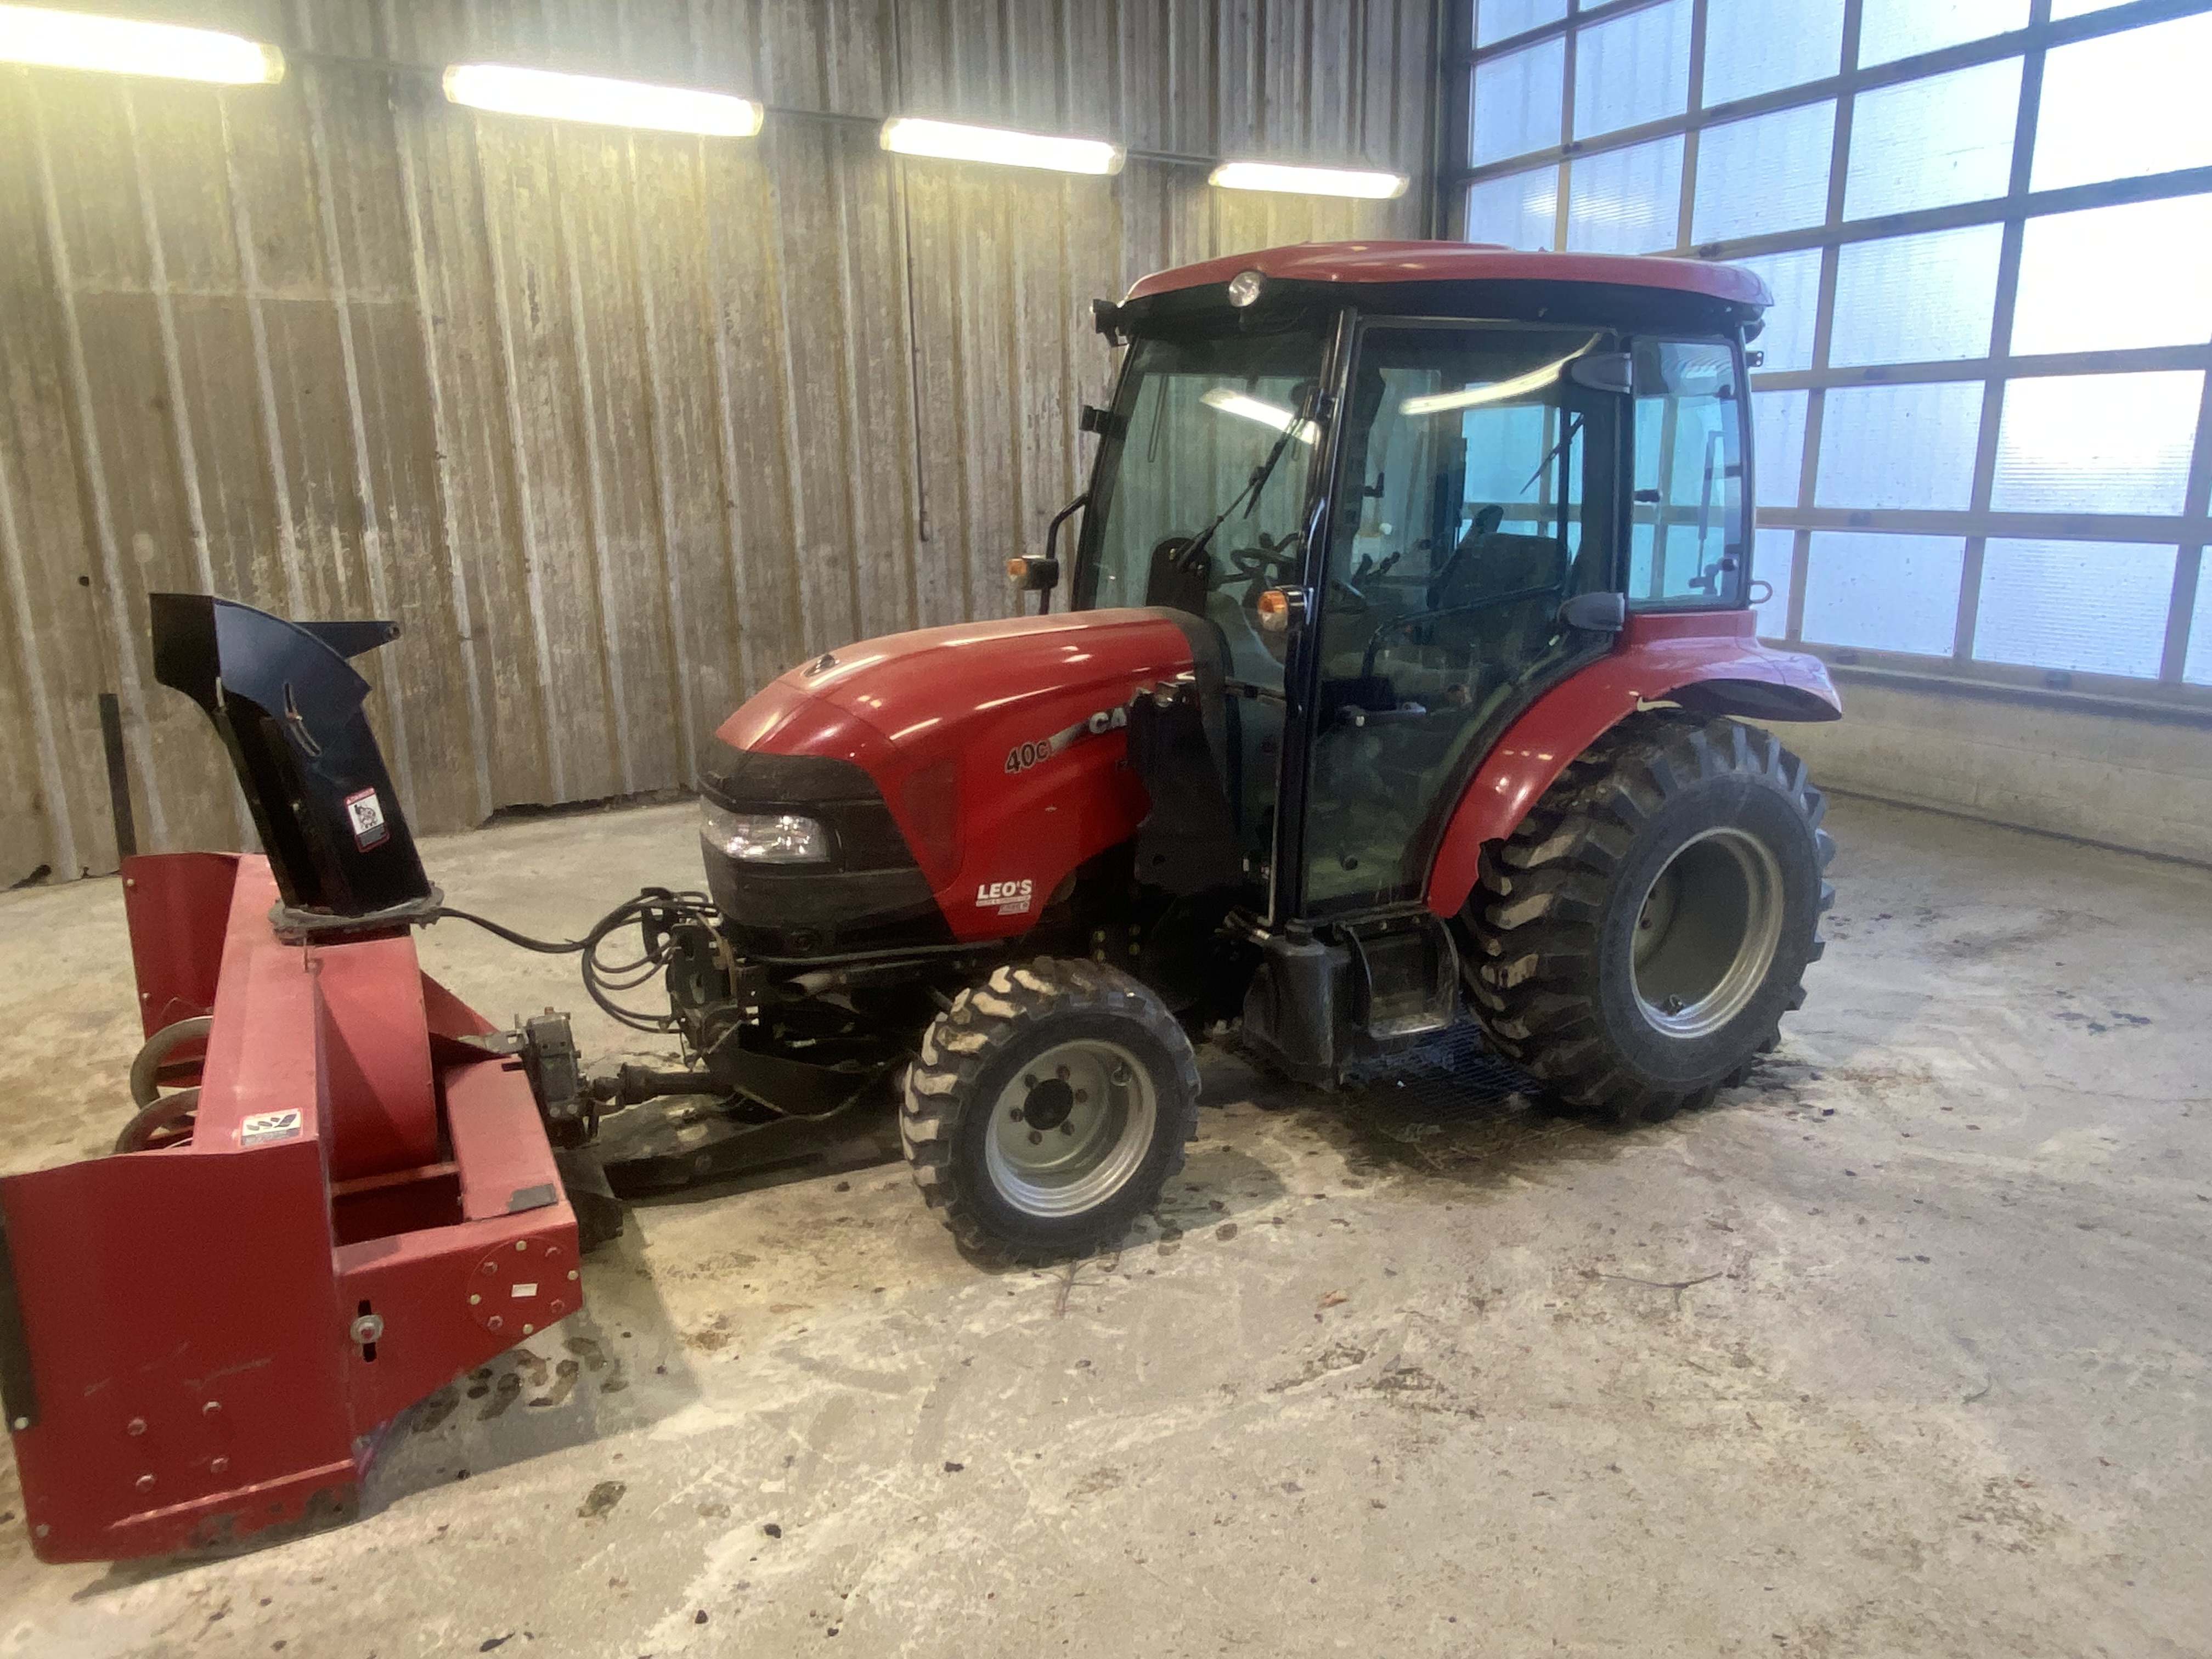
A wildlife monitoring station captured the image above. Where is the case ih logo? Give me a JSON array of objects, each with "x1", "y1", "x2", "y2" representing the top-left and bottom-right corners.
[
  {"x1": 1006, "y1": 702, "x2": 1131, "y2": 775},
  {"x1": 975, "y1": 878, "x2": 1034, "y2": 916}
]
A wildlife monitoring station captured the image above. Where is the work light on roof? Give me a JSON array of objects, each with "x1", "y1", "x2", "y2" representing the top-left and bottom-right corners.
[{"x1": 1227, "y1": 269, "x2": 1268, "y2": 308}]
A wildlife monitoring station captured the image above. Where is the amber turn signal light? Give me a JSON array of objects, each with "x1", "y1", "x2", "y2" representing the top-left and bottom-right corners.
[{"x1": 1256, "y1": 587, "x2": 1304, "y2": 634}]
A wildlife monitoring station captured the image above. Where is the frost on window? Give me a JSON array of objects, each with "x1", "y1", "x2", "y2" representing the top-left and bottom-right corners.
[
  {"x1": 1975, "y1": 541, "x2": 2175, "y2": 679},
  {"x1": 1844, "y1": 58, "x2": 2020, "y2": 219},
  {"x1": 1566, "y1": 136, "x2": 1683, "y2": 256},
  {"x1": 1802, "y1": 533, "x2": 1965, "y2": 656}
]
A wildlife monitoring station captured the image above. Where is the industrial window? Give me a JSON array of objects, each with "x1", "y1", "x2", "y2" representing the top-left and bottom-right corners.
[{"x1": 1448, "y1": 0, "x2": 2212, "y2": 702}]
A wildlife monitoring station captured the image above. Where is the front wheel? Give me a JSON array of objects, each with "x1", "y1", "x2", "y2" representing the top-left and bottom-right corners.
[
  {"x1": 901, "y1": 960, "x2": 1200, "y2": 1263},
  {"x1": 1465, "y1": 713, "x2": 1834, "y2": 1124}
]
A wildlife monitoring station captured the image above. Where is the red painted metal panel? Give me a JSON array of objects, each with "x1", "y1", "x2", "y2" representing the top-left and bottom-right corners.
[
  {"x1": 0, "y1": 1138, "x2": 357, "y2": 1560},
  {"x1": 716, "y1": 607, "x2": 1190, "y2": 941},
  {"x1": 1, "y1": 853, "x2": 578, "y2": 1562},
  {"x1": 122, "y1": 851, "x2": 240, "y2": 1040},
  {"x1": 1125, "y1": 241, "x2": 1773, "y2": 307},
  {"x1": 1425, "y1": 613, "x2": 1842, "y2": 918},
  {"x1": 314, "y1": 938, "x2": 440, "y2": 1183}
]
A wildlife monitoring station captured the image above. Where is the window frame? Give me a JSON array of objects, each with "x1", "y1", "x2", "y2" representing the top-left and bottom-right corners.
[
  {"x1": 1627, "y1": 332, "x2": 1754, "y2": 610},
  {"x1": 1442, "y1": 0, "x2": 2212, "y2": 707}
]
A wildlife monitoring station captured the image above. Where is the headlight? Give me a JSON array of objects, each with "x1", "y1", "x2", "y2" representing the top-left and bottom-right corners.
[{"x1": 701, "y1": 802, "x2": 830, "y2": 864}]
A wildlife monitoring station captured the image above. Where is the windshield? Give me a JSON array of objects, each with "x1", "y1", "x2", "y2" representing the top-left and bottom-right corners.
[{"x1": 1075, "y1": 328, "x2": 1328, "y2": 627}]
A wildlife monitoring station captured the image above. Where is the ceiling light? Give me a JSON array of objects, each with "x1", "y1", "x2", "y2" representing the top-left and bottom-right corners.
[
  {"x1": 0, "y1": 4, "x2": 283, "y2": 83},
  {"x1": 1200, "y1": 388, "x2": 1318, "y2": 445},
  {"x1": 881, "y1": 116, "x2": 1122, "y2": 176},
  {"x1": 1210, "y1": 161, "x2": 1408, "y2": 200},
  {"x1": 443, "y1": 64, "x2": 763, "y2": 138}
]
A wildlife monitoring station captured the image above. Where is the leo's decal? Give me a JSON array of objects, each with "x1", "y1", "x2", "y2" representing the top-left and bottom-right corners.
[{"x1": 974, "y1": 879, "x2": 1034, "y2": 916}]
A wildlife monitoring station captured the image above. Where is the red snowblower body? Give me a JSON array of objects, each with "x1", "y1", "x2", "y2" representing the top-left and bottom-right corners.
[{"x1": 0, "y1": 597, "x2": 588, "y2": 1560}]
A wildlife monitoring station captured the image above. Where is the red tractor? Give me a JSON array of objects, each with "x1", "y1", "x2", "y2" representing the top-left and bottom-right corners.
[
  {"x1": 0, "y1": 239, "x2": 1842, "y2": 1563},
  {"x1": 674, "y1": 240, "x2": 1841, "y2": 1261}
]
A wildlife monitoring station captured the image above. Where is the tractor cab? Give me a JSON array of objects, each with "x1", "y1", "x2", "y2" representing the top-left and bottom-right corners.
[{"x1": 1069, "y1": 242, "x2": 1760, "y2": 935}]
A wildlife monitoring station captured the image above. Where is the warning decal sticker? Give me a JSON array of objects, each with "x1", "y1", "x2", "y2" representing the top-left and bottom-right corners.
[
  {"x1": 240, "y1": 1109, "x2": 303, "y2": 1148},
  {"x1": 344, "y1": 786, "x2": 390, "y2": 850}
]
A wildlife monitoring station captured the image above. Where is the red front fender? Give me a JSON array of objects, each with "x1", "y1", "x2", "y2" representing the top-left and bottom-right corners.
[{"x1": 1425, "y1": 611, "x2": 1841, "y2": 918}]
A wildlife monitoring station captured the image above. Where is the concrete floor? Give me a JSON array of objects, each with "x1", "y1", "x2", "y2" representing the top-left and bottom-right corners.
[{"x1": 0, "y1": 793, "x2": 2207, "y2": 1658}]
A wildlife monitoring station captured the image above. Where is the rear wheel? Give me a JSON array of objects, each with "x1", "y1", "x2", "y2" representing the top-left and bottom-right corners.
[
  {"x1": 901, "y1": 960, "x2": 1200, "y2": 1263},
  {"x1": 1465, "y1": 713, "x2": 1833, "y2": 1124}
]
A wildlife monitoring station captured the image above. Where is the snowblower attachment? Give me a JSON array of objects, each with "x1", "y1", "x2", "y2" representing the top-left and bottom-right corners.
[{"x1": 0, "y1": 596, "x2": 583, "y2": 1562}]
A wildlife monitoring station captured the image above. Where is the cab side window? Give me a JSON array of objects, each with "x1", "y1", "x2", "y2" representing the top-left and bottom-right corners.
[{"x1": 1629, "y1": 339, "x2": 1746, "y2": 607}]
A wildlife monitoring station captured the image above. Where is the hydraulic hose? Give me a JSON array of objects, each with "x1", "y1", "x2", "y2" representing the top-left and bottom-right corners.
[{"x1": 427, "y1": 889, "x2": 720, "y2": 1035}]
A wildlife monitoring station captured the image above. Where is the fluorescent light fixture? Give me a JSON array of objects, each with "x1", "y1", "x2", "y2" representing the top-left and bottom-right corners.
[
  {"x1": 1400, "y1": 352, "x2": 1582, "y2": 417},
  {"x1": 1200, "y1": 387, "x2": 1318, "y2": 445},
  {"x1": 1210, "y1": 161, "x2": 1408, "y2": 200},
  {"x1": 0, "y1": 4, "x2": 283, "y2": 83},
  {"x1": 443, "y1": 63, "x2": 763, "y2": 138},
  {"x1": 882, "y1": 116, "x2": 1122, "y2": 176}
]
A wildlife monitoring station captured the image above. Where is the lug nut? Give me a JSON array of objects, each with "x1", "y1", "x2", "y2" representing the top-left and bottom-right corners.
[
  {"x1": 202, "y1": 1401, "x2": 221, "y2": 1418},
  {"x1": 1028, "y1": 1130, "x2": 1043, "y2": 1146},
  {"x1": 1059, "y1": 1122, "x2": 1075, "y2": 1136},
  {"x1": 1008, "y1": 1107, "x2": 1024, "y2": 1122},
  {"x1": 488, "y1": 1315, "x2": 503, "y2": 1333},
  {"x1": 135, "y1": 1474, "x2": 155, "y2": 1493},
  {"x1": 1056, "y1": 1064, "x2": 1070, "y2": 1081},
  {"x1": 1074, "y1": 1090, "x2": 1087, "y2": 1103},
  {"x1": 210, "y1": 1456, "x2": 229, "y2": 1475},
  {"x1": 126, "y1": 1418, "x2": 145, "y2": 1436},
  {"x1": 1022, "y1": 1074, "x2": 1036, "y2": 1088}
]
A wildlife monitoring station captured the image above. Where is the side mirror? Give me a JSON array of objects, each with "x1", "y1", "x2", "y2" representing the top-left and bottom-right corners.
[
  {"x1": 1560, "y1": 590, "x2": 1627, "y2": 633},
  {"x1": 1013, "y1": 493, "x2": 1088, "y2": 612}
]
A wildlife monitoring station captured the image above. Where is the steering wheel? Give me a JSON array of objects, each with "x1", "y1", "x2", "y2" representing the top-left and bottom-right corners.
[{"x1": 1227, "y1": 535, "x2": 1300, "y2": 583}]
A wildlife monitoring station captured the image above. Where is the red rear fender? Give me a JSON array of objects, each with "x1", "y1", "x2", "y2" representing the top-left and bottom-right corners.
[{"x1": 1425, "y1": 612, "x2": 1840, "y2": 918}]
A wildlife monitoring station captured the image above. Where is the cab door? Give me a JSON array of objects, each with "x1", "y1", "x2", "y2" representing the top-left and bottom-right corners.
[{"x1": 1291, "y1": 318, "x2": 1626, "y2": 918}]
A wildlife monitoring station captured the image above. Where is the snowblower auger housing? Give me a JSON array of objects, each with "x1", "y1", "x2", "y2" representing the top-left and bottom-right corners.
[{"x1": 0, "y1": 596, "x2": 587, "y2": 1562}]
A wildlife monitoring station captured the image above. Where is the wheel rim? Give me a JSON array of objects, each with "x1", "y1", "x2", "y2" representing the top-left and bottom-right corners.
[
  {"x1": 984, "y1": 1039, "x2": 1158, "y2": 1219},
  {"x1": 1630, "y1": 827, "x2": 1785, "y2": 1040}
]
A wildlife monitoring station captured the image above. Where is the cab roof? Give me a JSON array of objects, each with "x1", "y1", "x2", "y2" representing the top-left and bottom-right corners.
[{"x1": 1125, "y1": 240, "x2": 1771, "y2": 309}]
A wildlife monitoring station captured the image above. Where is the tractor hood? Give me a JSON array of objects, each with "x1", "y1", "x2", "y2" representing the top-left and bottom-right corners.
[{"x1": 710, "y1": 607, "x2": 1201, "y2": 938}]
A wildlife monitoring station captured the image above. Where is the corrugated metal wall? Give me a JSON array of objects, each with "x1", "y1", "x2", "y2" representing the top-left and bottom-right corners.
[{"x1": 0, "y1": 0, "x2": 1438, "y2": 885}]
